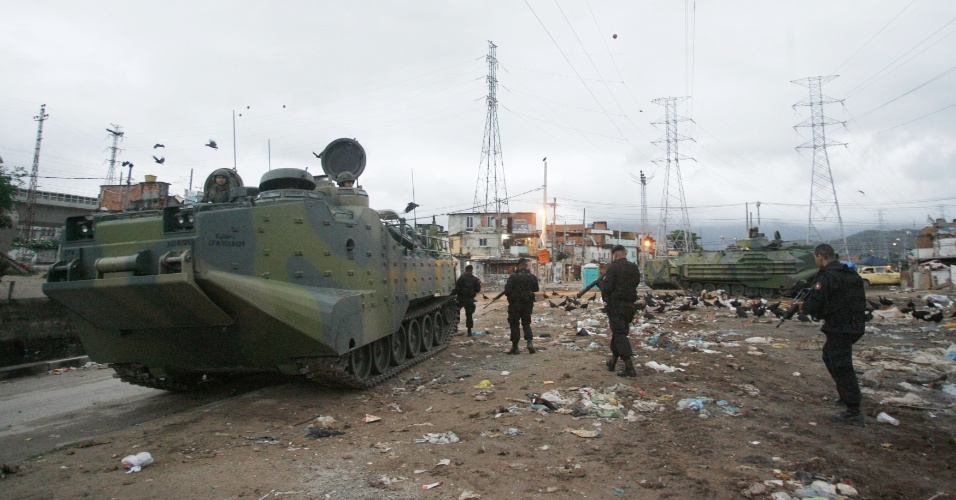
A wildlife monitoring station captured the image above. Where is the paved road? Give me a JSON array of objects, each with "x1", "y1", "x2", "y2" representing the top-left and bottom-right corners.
[{"x1": 0, "y1": 367, "x2": 281, "y2": 463}]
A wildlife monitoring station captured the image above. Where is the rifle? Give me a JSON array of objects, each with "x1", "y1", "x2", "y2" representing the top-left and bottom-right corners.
[
  {"x1": 775, "y1": 287, "x2": 812, "y2": 328},
  {"x1": 576, "y1": 274, "x2": 605, "y2": 299},
  {"x1": 482, "y1": 289, "x2": 507, "y2": 309}
]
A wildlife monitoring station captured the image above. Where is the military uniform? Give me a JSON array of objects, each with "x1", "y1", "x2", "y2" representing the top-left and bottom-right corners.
[
  {"x1": 802, "y1": 260, "x2": 867, "y2": 425},
  {"x1": 601, "y1": 256, "x2": 642, "y2": 376},
  {"x1": 504, "y1": 267, "x2": 539, "y2": 353},
  {"x1": 202, "y1": 185, "x2": 230, "y2": 203},
  {"x1": 454, "y1": 272, "x2": 482, "y2": 335}
]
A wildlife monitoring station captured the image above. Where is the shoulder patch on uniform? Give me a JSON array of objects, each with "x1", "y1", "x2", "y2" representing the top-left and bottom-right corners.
[{"x1": 814, "y1": 282, "x2": 822, "y2": 290}]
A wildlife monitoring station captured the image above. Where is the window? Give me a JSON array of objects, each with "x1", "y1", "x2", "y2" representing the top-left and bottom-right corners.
[
  {"x1": 466, "y1": 216, "x2": 474, "y2": 229},
  {"x1": 479, "y1": 238, "x2": 488, "y2": 247}
]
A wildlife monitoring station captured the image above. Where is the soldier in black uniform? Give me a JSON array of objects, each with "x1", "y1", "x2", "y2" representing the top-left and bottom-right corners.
[
  {"x1": 454, "y1": 265, "x2": 482, "y2": 336},
  {"x1": 601, "y1": 245, "x2": 642, "y2": 377},
  {"x1": 504, "y1": 257, "x2": 539, "y2": 354},
  {"x1": 799, "y1": 243, "x2": 867, "y2": 427}
]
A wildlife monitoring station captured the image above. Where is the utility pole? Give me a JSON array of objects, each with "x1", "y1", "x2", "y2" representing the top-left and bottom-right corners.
[
  {"x1": 877, "y1": 208, "x2": 888, "y2": 260},
  {"x1": 651, "y1": 96, "x2": 693, "y2": 256},
  {"x1": 473, "y1": 41, "x2": 508, "y2": 215},
  {"x1": 104, "y1": 124, "x2": 124, "y2": 185},
  {"x1": 542, "y1": 157, "x2": 547, "y2": 249},
  {"x1": 793, "y1": 75, "x2": 849, "y2": 259},
  {"x1": 21, "y1": 104, "x2": 49, "y2": 242}
]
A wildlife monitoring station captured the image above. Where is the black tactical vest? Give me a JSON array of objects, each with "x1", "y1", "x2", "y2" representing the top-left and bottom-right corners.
[{"x1": 820, "y1": 264, "x2": 867, "y2": 326}]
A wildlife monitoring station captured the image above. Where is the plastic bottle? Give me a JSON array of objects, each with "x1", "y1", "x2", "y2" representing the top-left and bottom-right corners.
[{"x1": 876, "y1": 412, "x2": 900, "y2": 426}]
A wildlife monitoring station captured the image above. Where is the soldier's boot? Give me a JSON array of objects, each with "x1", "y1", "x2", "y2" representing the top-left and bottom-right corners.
[
  {"x1": 605, "y1": 355, "x2": 619, "y2": 372},
  {"x1": 616, "y1": 357, "x2": 637, "y2": 378},
  {"x1": 467, "y1": 328, "x2": 473, "y2": 337},
  {"x1": 526, "y1": 340, "x2": 536, "y2": 354},
  {"x1": 508, "y1": 343, "x2": 520, "y2": 355},
  {"x1": 830, "y1": 407, "x2": 865, "y2": 427}
]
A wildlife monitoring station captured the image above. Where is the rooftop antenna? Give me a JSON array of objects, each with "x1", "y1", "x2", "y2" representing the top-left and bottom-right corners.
[{"x1": 21, "y1": 104, "x2": 49, "y2": 242}]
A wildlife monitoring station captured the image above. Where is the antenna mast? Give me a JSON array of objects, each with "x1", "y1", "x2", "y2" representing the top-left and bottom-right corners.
[
  {"x1": 793, "y1": 75, "x2": 849, "y2": 258},
  {"x1": 21, "y1": 104, "x2": 49, "y2": 241}
]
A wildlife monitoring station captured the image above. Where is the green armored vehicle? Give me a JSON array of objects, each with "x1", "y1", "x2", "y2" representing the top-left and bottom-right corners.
[
  {"x1": 43, "y1": 138, "x2": 457, "y2": 390},
  {"x1": 643, "y1": 229, "x2": 818, "y2": 298}
]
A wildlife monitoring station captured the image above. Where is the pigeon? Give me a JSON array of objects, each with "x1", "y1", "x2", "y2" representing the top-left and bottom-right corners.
[
  {"x1": 206, "y1": 139, "x2": 218, "y2": 150},
  {"x1": 735, "y1": 307, "x2": 749, "y2": 319},
  {"x1": 152, "y1": 155, "x2": 165, "y2": 164},
  {"x1": 404, "y1": 202, "x2": 420, "y2": 214},
  {"x1": 153, "y1": 143, "x2": 165, "y2": 149}
]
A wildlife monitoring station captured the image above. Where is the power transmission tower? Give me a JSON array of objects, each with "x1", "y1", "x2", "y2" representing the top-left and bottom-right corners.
[
  {"x1": 877, "y1": 208, "x2": 888, "y2": 260},
  {"x1": 651, "y1": 96, "x2": 693, "y2": 256},
  {"x1": 793, "y1": 75, "x2": 849, "y2": 258},
  {"x1": 104, "y1": 124, "x2": 124, "y2": 185},
  {"x1": 639, "y1": 171, "x2": 649, "y2": 238},
  {"x1": 473, "y1": 41, "x2": 508, "y2": 217},
  {"x1": 21, "y1": 104, "x2": 49, "y2": 241}
]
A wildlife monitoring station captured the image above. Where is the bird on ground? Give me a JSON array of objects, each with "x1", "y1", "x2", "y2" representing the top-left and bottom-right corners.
[
  {"x1": 588, "y1": 294, "x2": 597, "y2": 302},
  {"x1": 635, "y1": 301, "x2": 647, "y2": 311},
  {"x1": 866, "y1": 298, "x2": 882, "y2": 311},
  {"x1": 548, "y1": 300, "x2": 559, "y2": 309},
  {"x1": 878, "y1": 296, "x2": 894, "y2": 307},
  {"x1": 752, "y1": 305, "x2": 767, "y2": 318},
  {"x1": 206, "y1": 140, "x2": 218, "y2": 150},
  {"x1": 864, "y1": 311, "x2": 874, "y2": 322},
  {"x1": 653, "y1": 303, "x2": 666, "y2": 314},
  {"x1": 152, "y1": 155, "x2": 165, "y2": 165},
  {"x1": 928, "y1": 311, "x2": 944, "y2": 323},
  {"x1": 481, "y1": 294, "x2": 489, "y2": 300},
  {"x1": 404, "y1": 202, "x2": 419, "y2": 214},
  {"x1": 643, "y1": 312, "x2": 655, "y2": 321},
  {"x1": 767, "y1": 301, "x2": 781, "y2": 312},
  {"x1": 735, "y1": 307, "x2": 749, "y2": 319},
  {"x1": 557, "y1": 298, "x2": 568, "y2": 307},
  {"x1": 564, "y1": 304, "x2": 578, "y2": 312},
  {"x1": 153, "y1": 143, "x2": 165, "y2": 149},
  {"x1": 701, "y1": 299, "x2": 714, "y2": 307},
  {"x1": 676, "y1": 302, "x2": 694, "y2": 312},
  {"x1": 645, "y1": 296, "x2": 657, "y2": 307},
  {"x1": 551, "y1": 291, "x2": 559, "y2": 297},
  {"x1": 908, "y1": 299, "x2": 917, "y2": 310},
  {"x1": 912, "y1": 310, "x2": 931, "y2": 321},
  {"x1": 580, "y1": 303, "x2": 589, "y2": 310},
  {"x1": 312, "y1": 151, "x2": 320, "y2": 158},
  {"x1": 926, "y1": 297, "x2": 940, "y2": 308}
]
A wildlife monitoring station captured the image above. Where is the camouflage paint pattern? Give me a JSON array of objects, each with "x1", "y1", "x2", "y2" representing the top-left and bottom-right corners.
[{"x1": 44, "y1": 167, "x2": 455, "y2": 379}]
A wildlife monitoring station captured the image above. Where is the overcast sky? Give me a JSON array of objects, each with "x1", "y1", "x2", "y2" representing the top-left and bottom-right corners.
[{"x1": 2, "y1": 1, "x2": 954, "y2": 247}]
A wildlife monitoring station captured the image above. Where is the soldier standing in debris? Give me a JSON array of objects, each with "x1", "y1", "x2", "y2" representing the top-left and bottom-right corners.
[
  {"x1": 454, "y1": 265, "x2": 481, "y2": 336},
  {"x1": 798, "y1": 243, "x2": 868, "y2": 426},
  {"x1": 602, "y1": 245, "x2": 641, "y2": 377},
  {"x1": 504, "y1": 257, "x2": 539, "y2": 354}
]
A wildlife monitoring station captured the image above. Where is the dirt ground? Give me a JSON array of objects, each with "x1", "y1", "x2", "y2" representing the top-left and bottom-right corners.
[{"x1": 2, "y1": 286, "x2": 955, "y2": 499}]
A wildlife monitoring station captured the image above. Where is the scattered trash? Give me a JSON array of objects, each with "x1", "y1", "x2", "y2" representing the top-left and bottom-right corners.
[
  {"x1": 307, "y1": 427, "x2": 345, "y2": 439},
  {"x1": 473, "y1": 379, "x2": 494, "y2": 389},
  {"x1": 500, "y1": 371, "x2": 510, "y2": 376},
  {"x1": 459, "y1": 491, "x2": 481, "y2": 499},
  {"x1": 243, "y1": 436, "x2": 278, "y2": 442},
  {"x1": 576, "y1": 328, "x2": 591, "y2": 336},
  {"x1": 876, "y1": 412, "x2": 900, "y2": 426},
  {"x1": 565, "y1": 428, "x2": 600, "y2": 438},
  {"x1": 676, "y1": 397, "x2": 713, "y2": 412},
  {"x1": 469, "y1": 330, "x2": 488, "y2": 336},
  {"x1": 505, "y1": 428, "x2": 522, "y2": 436},
  {"x1": 745, "y1": 336, "x2": 771, "y2": 344},
  {"x1": 121, "y1": 452, "x2": 154, "y2": 473},
  {"x1": 415, "y1": 432, "x2": 460, "y2": 444},
  {"x1": 644, "y1": 361, "x2": 684, "y2": 373},
  {"x1": 792, "y1": 372, "x2": 801, "y2": 377},
  {"x1": 313, "y1": 415, "x2": 337, "y2": 427},
  {"x1": 587, "y1": 342, "x2": 601, "y2": 349},
  {"x1": 436, "y1": 458, "x2": 451, "y2": 466},
  {"x1": 715, "y1": 400, "x2": 741, "y2": 415},
  {"x1": 422, "y1": 481, "x2": 442, "y2": 490},
  {"x1": 362, "y1": 414, "x2": 382, "y2": 423}
]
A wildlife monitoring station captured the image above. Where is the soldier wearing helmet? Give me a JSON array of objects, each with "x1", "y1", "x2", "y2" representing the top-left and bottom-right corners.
[
  {"x1": 202, "y1": 168, "x2": 235, "y2": 203},
  {"x1": 336, "y1": 171, "x2": 356, "y2": 188}
]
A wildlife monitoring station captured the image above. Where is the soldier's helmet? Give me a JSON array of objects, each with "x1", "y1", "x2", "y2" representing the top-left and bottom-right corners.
[
  {"x1": 212, "y1": 168, "x2": 232, "y2": 180},
  {"x1": 336, "y1": 171, "x2": 356, "y2": 184}
]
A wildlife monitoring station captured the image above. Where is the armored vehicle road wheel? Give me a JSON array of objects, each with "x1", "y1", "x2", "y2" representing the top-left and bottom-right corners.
[
  {"x1": 703, "y1": 283, "x2": 718, "y2": 292},
  {"x1": 730, "y1": 284, "x2": 746, "y2": 297},
  {"x1": 348, "y1": 345, "x2": 373, "y2": 380},
  {"x1": 688, "y1": 282, "x2": 703, "y2": 295},
  {"x1": 406, "y1": 318, "x2": 423, "y2": 357},
  {"x1": 390, "y1": 326, "x2": 408, "y2": 366},
  {"x1": 759, "y1": 288, "x2": 776, "y2": 299},
  {"x1": 371, "y1": 337, "x2": 391, "y2": 374},
  {"x1": 420, "y1": 315, "x2": 434, "y2": 352},
  {"x1": 432, "y1": 311, "x2": 448, "y2": 345}
]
